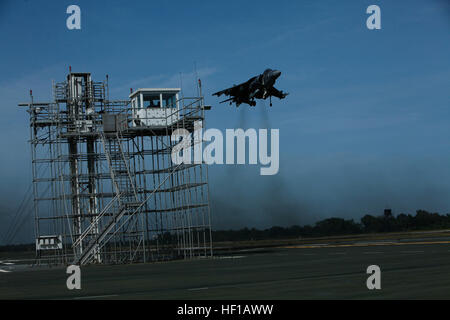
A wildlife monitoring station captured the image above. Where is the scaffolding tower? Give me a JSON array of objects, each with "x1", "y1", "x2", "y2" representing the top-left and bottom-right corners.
[{"x1": 19, "y1": 71, "x2": 213, "y2": 265}]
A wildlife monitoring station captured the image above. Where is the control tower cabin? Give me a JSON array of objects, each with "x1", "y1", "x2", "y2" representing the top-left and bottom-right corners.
[{"x1": 19, "y1": 71, "x2": 212, "y2": 265}]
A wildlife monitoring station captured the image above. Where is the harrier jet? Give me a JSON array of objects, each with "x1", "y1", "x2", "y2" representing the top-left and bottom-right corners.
[{"x1": 213, "y1": 69, "x2": 288, "y2": 107}]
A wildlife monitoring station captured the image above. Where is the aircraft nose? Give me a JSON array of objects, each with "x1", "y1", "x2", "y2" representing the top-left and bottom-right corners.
[{"x1": 273, "y1": 70, "x2": 281, "y2": 78}]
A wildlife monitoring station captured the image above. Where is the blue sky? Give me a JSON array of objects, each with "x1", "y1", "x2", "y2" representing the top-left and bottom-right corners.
[{"x1": 0, "y1": 0, "x2": 449, "y2": 242}]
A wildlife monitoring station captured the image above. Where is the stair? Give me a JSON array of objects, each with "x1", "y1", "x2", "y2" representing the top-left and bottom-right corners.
[
  {"x1": 72, "y1": 131, "x2": 140, "y2": 265},
  {"x1": 73, "y1": 204, "x2": 127, "y2": 265}
]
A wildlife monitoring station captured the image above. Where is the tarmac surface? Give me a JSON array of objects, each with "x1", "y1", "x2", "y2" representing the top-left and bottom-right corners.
[{"x1": 1, "y1": 241, "x2": 450, "y2": 299}]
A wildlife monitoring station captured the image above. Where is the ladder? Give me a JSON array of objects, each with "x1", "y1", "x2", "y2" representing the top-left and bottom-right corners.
[
  {"x1": 72, "y1": 131, "x2": 140, "y2": 265},
  {"x1": 72, "y1": 161, "x2": 183, "y2": 265}
]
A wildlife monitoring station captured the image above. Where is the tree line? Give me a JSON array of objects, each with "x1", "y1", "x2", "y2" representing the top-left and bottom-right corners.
[
  {"x1": 212, "y1": 210, "x2": 450, "y2": 242},
  {"x1": 2, "y1": 210, "x2": 450, "y2": 251}
]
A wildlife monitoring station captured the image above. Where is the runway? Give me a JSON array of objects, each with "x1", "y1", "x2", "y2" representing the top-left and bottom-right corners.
[{"x1": 1, "y1": 242, "x2": 450, "y2": 299}]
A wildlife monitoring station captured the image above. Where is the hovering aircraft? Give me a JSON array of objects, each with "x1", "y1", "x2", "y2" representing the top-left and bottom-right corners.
[{"x1": 213, "y1": 69, "x2": 288, "y2": 107}]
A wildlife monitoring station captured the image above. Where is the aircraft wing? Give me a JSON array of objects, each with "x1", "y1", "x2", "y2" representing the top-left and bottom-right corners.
[
  {"x1": 218, "y1": 97, "x2": 236, "y2": 104},
  {"x1": 268, "y1": 87, "x2": 289, "y2": 99},
  {"x1": 212, "y1": 76, "x2": 257, "y2": 97}
]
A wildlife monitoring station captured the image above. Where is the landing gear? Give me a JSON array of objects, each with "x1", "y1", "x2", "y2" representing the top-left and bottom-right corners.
[
  {"x1": 269, "y1": 95, "x2": 272, "y2": 107},
  {"x1": 250, "y1": 101, "x2": 256, "y2": 107}
]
